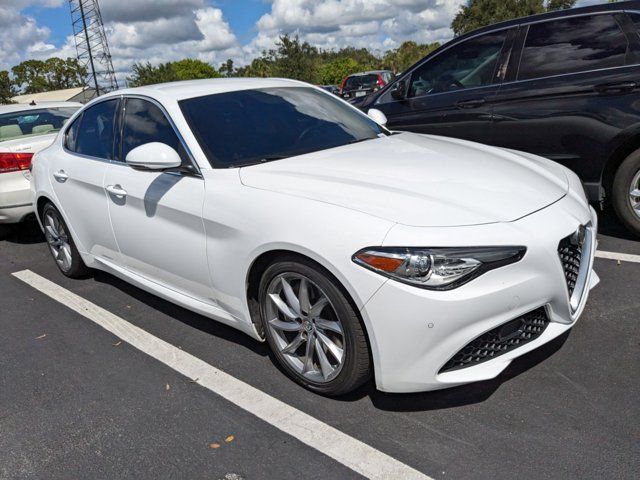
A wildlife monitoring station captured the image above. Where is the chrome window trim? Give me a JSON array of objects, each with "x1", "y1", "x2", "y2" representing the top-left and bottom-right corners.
[{"x1": 376, "y1": 8, "x2": 638, "y2": 106}]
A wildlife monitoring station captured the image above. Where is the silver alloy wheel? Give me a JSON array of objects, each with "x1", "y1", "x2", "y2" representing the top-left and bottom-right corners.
[
  {"x1": 630, "y1": 169, "x2": 640, "y2": 220},
  {"x1": 265, "y1": 273, "x2": 345, "y2": 383},
  {"x1": 43, "y1": 210, "x2": 73, "y2": 272}
]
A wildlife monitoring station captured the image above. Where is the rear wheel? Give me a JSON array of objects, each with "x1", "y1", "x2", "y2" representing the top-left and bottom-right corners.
[
  {"x1": 41, "y1": 203, "x2": 89, "y2": 278},
  {"x1": 259, "y1": 257, "x2": 371, "y2": 396},
  {"x1": 612, "y1": 150, "x2": 640, "y2": 237}
]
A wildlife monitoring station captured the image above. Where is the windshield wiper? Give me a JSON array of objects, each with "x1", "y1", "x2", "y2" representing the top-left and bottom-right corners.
[
  {"x1": 259, "y1": 155, "x2": 290, "y2": 163},
  {"x1": 348, "y1": 137, "x2": 377, "y2": 145},
  {"x1": 227, "y1": 155, "x2": 291, "y2": 168}
]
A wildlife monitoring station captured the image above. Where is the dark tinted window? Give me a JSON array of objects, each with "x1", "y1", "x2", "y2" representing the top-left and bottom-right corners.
[
  {"x1": 0, "y1": 107, "x2": 78, "y2": 141},
  {"x1": 74, "y1": 99, "x2": 118, "y2": 159},
  {"x1": 179, "y1": 87, "x2": 386, "y2": 168},
  {"x1": 121, "y1": 98, "x2": 188, "y2": 163},
  {"x1": 409, "y1": 31, "x2": 507, "y2": 97},
  {"x1": 519, "y1": 14, "x2": 628, "y2": 80},
  {"x1": 629, "y1": 12, "x2": 640, "y2": 39},
  {"x1": 345, "y1": 74, "x2": 378, "y2": 90}
]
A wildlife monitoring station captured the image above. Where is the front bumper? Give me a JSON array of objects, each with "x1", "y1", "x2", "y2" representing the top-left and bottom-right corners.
[
  {"x1": 362, "y1": 193, "x2": 598, "y2": 393},
  {"x1": 0, "y1": 171, "x2": 33, "y2": 224}
]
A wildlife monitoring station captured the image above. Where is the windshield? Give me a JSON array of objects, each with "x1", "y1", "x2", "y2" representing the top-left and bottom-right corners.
[
  {"x1": 179, "y1": 87, "x2": 387, "y2": 168},
  {"x1": 0, "y1": 107, "x2": 79, "y2": 142}
]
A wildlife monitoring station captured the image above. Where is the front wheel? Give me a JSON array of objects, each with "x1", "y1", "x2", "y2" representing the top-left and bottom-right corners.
[
  {"x1": 612, "y1": 150, "x2": 640, "y2": 237},
  {"x1": 41, "y1": 203, "x2": 89, "y2": 278},
  {"x1": 259, "y1": 257, "x2": 371, "y2": 396}
]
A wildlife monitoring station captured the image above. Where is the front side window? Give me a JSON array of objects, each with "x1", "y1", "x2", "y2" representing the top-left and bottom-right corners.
[
  {"x1": 0, "y1": 107, "x2": 78, "y2": 142},
  {"x1": 73, "y1": 99, "x2": 118, "y2": 159},
  {"x1": 121, "y1": 98, "x2": 188, "y2": 163},
  {"x1": 179, "y1": 87, "x2": 386, "y2": 168},
  {"x1": 408, "y1": 31, "x2": 507, "y2": 97},
  {"x1": 518, "y1": 14, "x2": 628, "y2": 81}
]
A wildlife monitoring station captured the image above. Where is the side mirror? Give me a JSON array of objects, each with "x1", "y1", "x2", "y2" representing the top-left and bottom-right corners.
[
  {"x1": 390, "y1": 80, "x2": 407, "y2": 101},
  {"x1": 367, "y1": 109, "x2": 388, "y2": 127},
  {"x1": 125, "y1": 142, "x2": 182, "y2": 170}
]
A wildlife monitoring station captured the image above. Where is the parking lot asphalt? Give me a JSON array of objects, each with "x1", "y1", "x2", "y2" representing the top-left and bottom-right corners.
[{"x1": 1, "y1": 210, "x2": 639, "y2": 480}]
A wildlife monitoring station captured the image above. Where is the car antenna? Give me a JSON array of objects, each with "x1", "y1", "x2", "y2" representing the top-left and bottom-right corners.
[{"x1": 29, "y1": 100, "x2": 36, "y2": 106}]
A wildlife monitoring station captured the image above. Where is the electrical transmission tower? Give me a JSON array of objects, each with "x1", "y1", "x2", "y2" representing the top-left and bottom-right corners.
[{"x1": 69, "y1": 0, "x2": 118, "y2": 95}]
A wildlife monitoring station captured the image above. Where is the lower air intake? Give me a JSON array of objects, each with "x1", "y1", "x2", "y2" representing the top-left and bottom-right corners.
[{"x1": 439, "y1": 307, "x2": 550, "y2": 373}]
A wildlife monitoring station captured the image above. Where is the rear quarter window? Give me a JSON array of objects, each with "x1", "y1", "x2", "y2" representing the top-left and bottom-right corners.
[{"x1": 518, "y1": 14, "x2": 629, "y2": 80}]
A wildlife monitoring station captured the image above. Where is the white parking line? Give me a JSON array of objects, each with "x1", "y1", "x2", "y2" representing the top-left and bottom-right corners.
[
  {"x1": 595, "y1": 250, "x2": 640, "y2": 264},
  {"x1": 12, "y1": 269, "x2": 431, "y2": 480}
]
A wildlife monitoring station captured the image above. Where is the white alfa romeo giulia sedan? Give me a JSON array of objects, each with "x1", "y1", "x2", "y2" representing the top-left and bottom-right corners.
[{"x1": 31, "y1": 78, "x2": 598, "y2": 395}]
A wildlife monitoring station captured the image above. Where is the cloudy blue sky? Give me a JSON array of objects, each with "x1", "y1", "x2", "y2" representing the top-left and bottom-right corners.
[{"x1": 0, "y1": 0, "x2": 605, "y2": 79}]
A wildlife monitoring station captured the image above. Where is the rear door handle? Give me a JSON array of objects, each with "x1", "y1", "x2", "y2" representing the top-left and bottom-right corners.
[
  {"x1": 53, "y1": 170, "x2": 68, "y2": 183},
  {"x1": 455, "y1": 98, "x2": 486, "y2": 109},
  {"x1": 105, "y1": 184, "x2": 127, "y2": 198},
  {"x1": 594, "y1": 81, "x2": 637, "y2": 94}
]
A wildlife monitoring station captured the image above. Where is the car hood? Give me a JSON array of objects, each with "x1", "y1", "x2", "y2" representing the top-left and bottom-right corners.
[{"x1": 239, "y1": 132, "x2": 568, "y2": 227}]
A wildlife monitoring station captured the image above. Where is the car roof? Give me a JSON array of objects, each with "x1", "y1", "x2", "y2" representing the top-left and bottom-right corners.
[
  {"x1": 100, "y1": 78, "x2": 310, "y2": 103},
  {"x1": 0, "y1": 101, "x2": 83, "y2": 115},
  {"x1": 457, "y1": 0, "x2": 640, "y2": 40}
]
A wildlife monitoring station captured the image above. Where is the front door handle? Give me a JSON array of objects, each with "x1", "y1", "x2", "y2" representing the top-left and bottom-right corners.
[
  {"x1": 53, "y1": 170, "x2": 68, "y2": 183},
  {"x1": 105, "y1": 184, "x2": 127, "y2": 198},
  {"x1": 594, "y1": 81, "x2": 637, "y2": 94},
  {"x1": 455, "y1": 98, "x2": 486, "y2": 109}
]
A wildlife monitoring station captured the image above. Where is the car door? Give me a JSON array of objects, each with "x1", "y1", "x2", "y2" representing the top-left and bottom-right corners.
[
  {"x1": 104, "y1": 96, "x2": 211, "y2": 300},
  {"x1": 49, "y1": 99, "x2": 120, "y2": 260},
  {"x1": 373, "y1": 28, "x2": 515, "y2": 143},
  {"x1": 490, "y1": 11, "x2": 640, "y2": 198}
]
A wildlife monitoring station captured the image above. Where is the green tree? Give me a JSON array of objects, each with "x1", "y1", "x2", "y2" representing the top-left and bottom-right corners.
[
  {"x1": 382, "y1": 41, "x2": 440, "y2": 73},
  {"x1": 127, "y1": 58, "x2": 220, "y2": 86},
  {"x1": 451, "y1": 0, "x2": 576, "y2": 36},
  {"x1": 219, "y1": 59, "x2": 235, "y2": 77},
  {"x1": 318, "y1": 57, "x2": 362, "y2": 85},
  {"x1": 11, "y1": 58, "x2": 86, "y2": 94},
  {"x1": 171, "y1": 58, "x2": 220, "y2": 80},
  {"x1": 270, "y1": 35, "x2": 320, "y2": 83},
  {"x1": 0, "y1": 70, "x2": 16, "y2": 104}
]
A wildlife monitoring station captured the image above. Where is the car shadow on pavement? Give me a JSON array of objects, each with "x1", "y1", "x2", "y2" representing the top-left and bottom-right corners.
[
  {"x1": 597, "y1": 207, "x2": 637, "y2": 241},
  {"x1": 91, "y1": 270, "x2": 271, "y2": 358},
  {"x1": 1, "y1": 219, "x2": 44, "y2": 244},
  {"x1": 88, "y1": 268, "x2": 571, "y2": 410},
  {"x1": 342, "y1": 331, "x2": 571, "y2": 410}
]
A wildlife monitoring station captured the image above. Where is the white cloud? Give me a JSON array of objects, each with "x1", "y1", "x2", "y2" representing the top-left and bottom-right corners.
[
  {"x1": 0, "y1": 0, "x2": 615, "y2": 83},
  {"x1": 245, "y1": 0, "x2": 465, "y2": 58}
]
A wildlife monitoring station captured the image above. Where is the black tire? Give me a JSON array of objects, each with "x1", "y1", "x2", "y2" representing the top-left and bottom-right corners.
[
  {"x1": 41, "y1": 203, "x2": 90, "y2": 278},
  {"x1": 259, "y1": 256, "x2": 371, "y2": 396},
  {"x1": 612, "y1": 149, "x2": 640, "y2": 237}
]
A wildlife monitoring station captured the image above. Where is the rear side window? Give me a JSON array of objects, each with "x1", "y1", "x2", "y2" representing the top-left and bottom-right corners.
[
  {"x1": 518, "y1": 14, "x2": 628, "y2": 80},
  {"x1": 121, "y1": 98, "x2": 188, "y2": 163},
  {"x1": 345, "y1": 75, "x2": 378, "y2": 90},
  {"x1": 73, "y1": 99, "x2": 118, "y2": 159},
  {"x1": 0, "y1": 107, "x2": 78, "y2": 142}
]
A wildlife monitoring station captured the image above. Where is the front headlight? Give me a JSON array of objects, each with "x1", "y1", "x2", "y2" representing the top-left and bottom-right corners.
[{"x1": 352, "y1": 246, "x2": 526, "y2": 290}]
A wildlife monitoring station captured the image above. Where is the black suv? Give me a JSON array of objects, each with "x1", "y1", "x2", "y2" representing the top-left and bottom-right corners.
[{"x1": 361, "y1": 1, "x2": 640, "y2": 236}]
